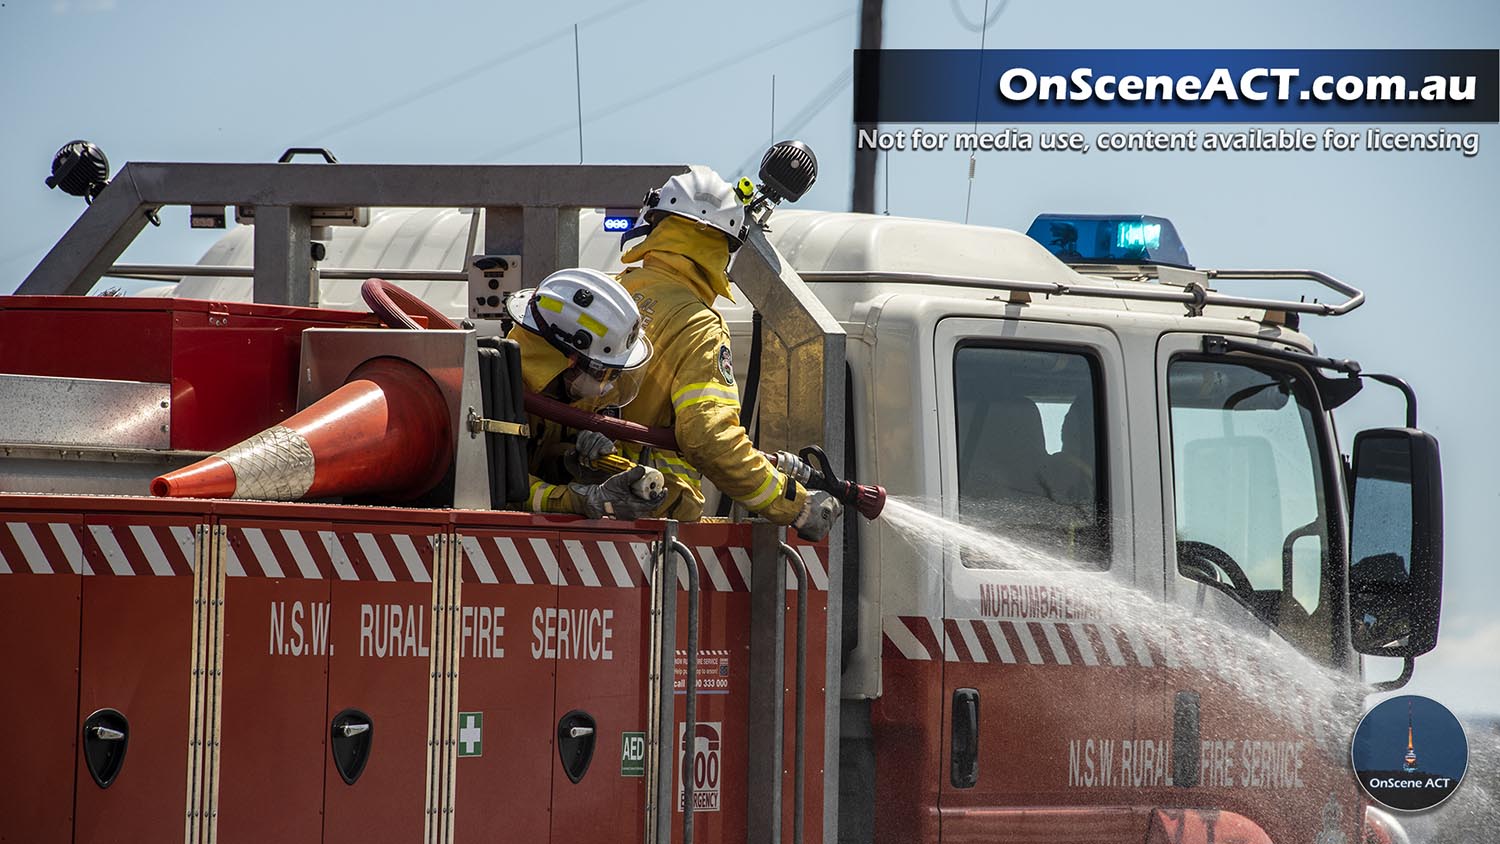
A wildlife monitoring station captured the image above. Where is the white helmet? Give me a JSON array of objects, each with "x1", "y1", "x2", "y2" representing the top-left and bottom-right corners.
[
  {"x1": 632, "y1": 165, "x2": 750, "y2": 251},
  {"x1": 507, "y1": 268, "x2": 651, "y2": 378}
]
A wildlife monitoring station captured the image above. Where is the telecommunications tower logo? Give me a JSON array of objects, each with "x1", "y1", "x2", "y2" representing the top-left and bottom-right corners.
[{"x1": 1351, "y1": 695, "x2": 1468, "y2": 812}]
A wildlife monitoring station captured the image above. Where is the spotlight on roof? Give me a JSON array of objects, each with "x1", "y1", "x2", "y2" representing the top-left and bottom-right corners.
[
  {"x1": 45, "y1": 140, "x2": 111, "y2": 203},
  {"x1": 758, "y1": 139, "x2": 818, "y2": 204}
]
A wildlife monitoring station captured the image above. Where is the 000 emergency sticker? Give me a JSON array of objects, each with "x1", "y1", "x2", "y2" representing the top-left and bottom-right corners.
[{"x1": 677, "y1": 721, "x2": 722, "y2": 812}]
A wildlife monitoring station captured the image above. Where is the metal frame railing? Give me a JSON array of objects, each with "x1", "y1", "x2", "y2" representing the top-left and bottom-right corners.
[{"x1": 798, "y1": 265, "x2": 1364, "y2": 318}]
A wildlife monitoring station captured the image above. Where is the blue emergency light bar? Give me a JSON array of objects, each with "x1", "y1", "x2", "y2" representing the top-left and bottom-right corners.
[
  {"x1": 602, "y1": 214, "x2": 636, "y2": 233},
  {"x1": 1025, "y1": 214, "x2": 1191, "y2": 268}
]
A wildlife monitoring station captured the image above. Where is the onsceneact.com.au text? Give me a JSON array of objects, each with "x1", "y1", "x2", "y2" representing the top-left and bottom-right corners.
[{"x1": 997, "y1": 67, "x2": 1478, "y2": 104}]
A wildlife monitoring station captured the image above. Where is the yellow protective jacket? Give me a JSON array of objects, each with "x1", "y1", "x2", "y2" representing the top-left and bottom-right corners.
[
  {"x1": 509, "y1": 326, "x2": 588, "y2": 514},
  {"x1": 616, "y1": 216, "x2": 807, "y2": 524}
]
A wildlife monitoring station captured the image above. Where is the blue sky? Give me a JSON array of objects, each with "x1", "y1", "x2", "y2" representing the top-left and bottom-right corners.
[{"x1": 2, "y1": 1, "x2": 1497, "y2": 714}]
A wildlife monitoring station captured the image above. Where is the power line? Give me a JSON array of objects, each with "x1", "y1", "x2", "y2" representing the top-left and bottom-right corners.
[
  {"x1": 308, "y1": 0, "x2": 644, "y2": 142},
  {"x1": 574, "y1": 23, "x2": 585, "y2": 163},
  {"x1": 949, "y1": 0, "x2": 1009, "y2": 31},
  {"x1": 476, "y1": 8, "x2": 853, "y2": 162},
  {"x1": 962, "y1": 0, "x2": 995, "y2": 224},
  {"x1": 734, "y1": 67, "x2": 853, "y2": 178}
]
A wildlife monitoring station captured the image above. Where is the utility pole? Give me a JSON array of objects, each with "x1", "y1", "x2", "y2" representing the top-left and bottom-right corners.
[{"x1": 851, "y1": 0, "x2": 883, "y2": 213}]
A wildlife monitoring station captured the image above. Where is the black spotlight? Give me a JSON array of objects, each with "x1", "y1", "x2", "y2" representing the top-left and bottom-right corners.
[
  {"x1": 45, "y1": 140, "x2": 111, "y2": 203},
  {"x1": 758, "y1": 140, "x2": 818, "y2": 204}
]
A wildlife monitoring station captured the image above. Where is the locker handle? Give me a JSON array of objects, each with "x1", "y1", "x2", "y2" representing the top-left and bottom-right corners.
[
  {"x1": 557, "y1": 710, "x2": 597, "y2": 784},
  {"x1": 330, "y1": 709, "x2": 374, "y2": 785},
  {"x1": 82, "y1": 708, "x2": 129, "y2": 789}
]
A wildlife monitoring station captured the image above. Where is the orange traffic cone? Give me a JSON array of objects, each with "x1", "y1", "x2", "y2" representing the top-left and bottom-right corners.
[{"x1": 152, "y1": 357, "x2": 453, "y2": 502}]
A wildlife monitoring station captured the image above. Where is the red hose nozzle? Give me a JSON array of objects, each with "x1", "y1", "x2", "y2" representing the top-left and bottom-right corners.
[
  {"x1": 849, "y1": 482, "x2": 887, "y2": 520},
  {"x1": 828, "y1": 479, "x2": 885, "y2": 520}
]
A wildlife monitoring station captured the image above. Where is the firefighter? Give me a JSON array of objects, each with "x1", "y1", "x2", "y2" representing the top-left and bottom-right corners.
[
  {"x1": 506, "y1": 268, "x2": 666, "y2": 519},
  {"x1": 615, "y1": 165, "x2": 842, "y2": 541}
]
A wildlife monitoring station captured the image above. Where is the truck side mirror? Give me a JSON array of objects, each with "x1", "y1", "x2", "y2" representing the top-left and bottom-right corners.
[{"x1": 1348, "y1": 428, "x2": 1443, "y2": 658}]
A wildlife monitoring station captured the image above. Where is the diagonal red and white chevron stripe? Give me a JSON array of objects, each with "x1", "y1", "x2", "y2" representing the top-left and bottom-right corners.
[
  {"x1": 0, "y1": 520, "x2": 92, "y2": 575},
  {"x1": 883, "y1": 615, "x2": 1177, "y2": 668},
  {"x1": 223, "y1": 526, "x2": 437, "y2": 582},
  {"x1": 1, "y1": 517, "x2": 829, "y2": 592},
  {"x1": 460, "y1": 533, "x2": 565, "y2": 586},
  {"x1": 0, "y1": 520, "x2": 196, "y2": 577}
]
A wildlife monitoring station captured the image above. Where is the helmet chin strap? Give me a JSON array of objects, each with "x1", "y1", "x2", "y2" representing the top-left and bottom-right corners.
[{"x1": 620, "y1": 219, "x2": 655, "y2": 252}]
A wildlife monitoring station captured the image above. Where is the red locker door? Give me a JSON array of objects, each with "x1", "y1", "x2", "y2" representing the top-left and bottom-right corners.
[
  {"x1": 214, "y1": 514, "x2": 334, "y2": 844},
  {"x1": 321, "y1": 516, "x2": 444, "y2": 844},
  {"x1": 664, "y1": 524, "x2": 760, "y2": 844},
  {"x1": 451, "y1": 521, "x2": 559, "y2": 843},
  {"x1": 73, "y1": 512, "x2": 199, "y2": 844},
  {"x1": 0, "y1": 511, "x2": 85, "y2": 844},
  {"x1": 546, "y1": 528, "x2": 658, "y2": 844}
]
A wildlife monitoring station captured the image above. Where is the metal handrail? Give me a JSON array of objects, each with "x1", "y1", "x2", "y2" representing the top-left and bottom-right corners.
[
  {"x1": 103, "y1": 264, "x2": 467, "y2": 283},
  {"x1": 779, "y1": 541, "x2": 809, "y2": 844},
  {"x1": 797, "y1": 267, "x2": 1364, "y2": 317},
  {"x1": 667, "y1": 539, "x2": 700, "y2": 844}
]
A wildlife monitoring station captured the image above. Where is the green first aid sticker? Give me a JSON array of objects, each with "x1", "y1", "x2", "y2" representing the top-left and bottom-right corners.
[
  {"x1": 621, "y1": 731, "x2": 646, "y2": 777},
  {"x1": 458, "y1": 712, "x2": 483, "y2": 757}
]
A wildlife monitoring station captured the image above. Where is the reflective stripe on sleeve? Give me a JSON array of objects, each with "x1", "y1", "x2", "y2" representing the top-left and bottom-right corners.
[
  {"x1": 530, "y1": 480, "x2": 558, "y2": 512},
  {"x1": 646, "y1": 451, "x2": 702, "y2": 482},
  {"x1": 671, "y1": 381, "x2": 740, "y2": 411},
  {"x1": 741, "y1": 468, "x2": 785, "y2": 510}
]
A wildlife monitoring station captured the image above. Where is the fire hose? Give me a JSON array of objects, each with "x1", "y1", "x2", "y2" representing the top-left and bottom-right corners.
[{"x1": 524, "y1": 392, "x2": 885, "y2": 520}]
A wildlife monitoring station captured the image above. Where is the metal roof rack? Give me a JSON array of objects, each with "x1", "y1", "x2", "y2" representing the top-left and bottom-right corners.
[
  {"x1": 798, "y1": 263, "x2": 1364, "y2": 318},
  {"x1": 11, "y1": 155, "x2": 848, "y2": 470}
]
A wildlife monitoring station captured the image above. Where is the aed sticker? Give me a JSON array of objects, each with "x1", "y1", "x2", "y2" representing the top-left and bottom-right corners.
[
  {"x1": 677, "y1": 721, "x2": 722, "y2": 812},
  {"x1": 621, "y1": 731, "x2": 646, "y2": 777},
  {"x1": 1352, "y1": 695, "x2": 1468, "y2": 812},
  {"x1": 674, "y1": 649, "x2": 732, "y2": 694},
  {"x1": 717, "y1": 344, "x2": 735, "y2": 386}
]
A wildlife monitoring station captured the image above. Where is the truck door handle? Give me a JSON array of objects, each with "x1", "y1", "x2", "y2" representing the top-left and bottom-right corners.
[{"x1": 951, "y1": 688, "x2": 979, "y2": 788}]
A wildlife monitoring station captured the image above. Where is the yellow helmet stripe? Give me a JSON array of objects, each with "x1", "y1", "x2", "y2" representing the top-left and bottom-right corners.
[{"x1": 577, "y1": 312, "x2": 609, "y2": 337}]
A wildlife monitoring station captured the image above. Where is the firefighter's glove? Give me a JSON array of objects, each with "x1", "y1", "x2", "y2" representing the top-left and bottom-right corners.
[
  {"x1": 570, "y1": 465, "x2": 667, "y2": 520},
  {"x1": 793, "y1": 490, "x2": 843, "y2": 542},
  {"x1": 565, "y1": 429, "x2": 619, "y2": 483},
  {"x1": 576, "y1": 430, "x2": 617, "y2": 463},
  {"x1": 771, "y1": 450, "x2": 815, "y2": 486}
]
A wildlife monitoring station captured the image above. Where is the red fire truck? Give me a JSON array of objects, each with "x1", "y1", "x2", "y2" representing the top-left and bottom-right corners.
[{"x1": 1, "y1": 148, "x2": 1439, "y2": 843}]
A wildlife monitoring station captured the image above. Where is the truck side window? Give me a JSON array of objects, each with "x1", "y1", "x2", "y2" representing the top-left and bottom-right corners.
[
  {"x1": 954, "y1": 345, "x2": 1107, "y2": 568},
  {"x1": 1167, "y1": 358, "x2": 1333, "y2": 659}
]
